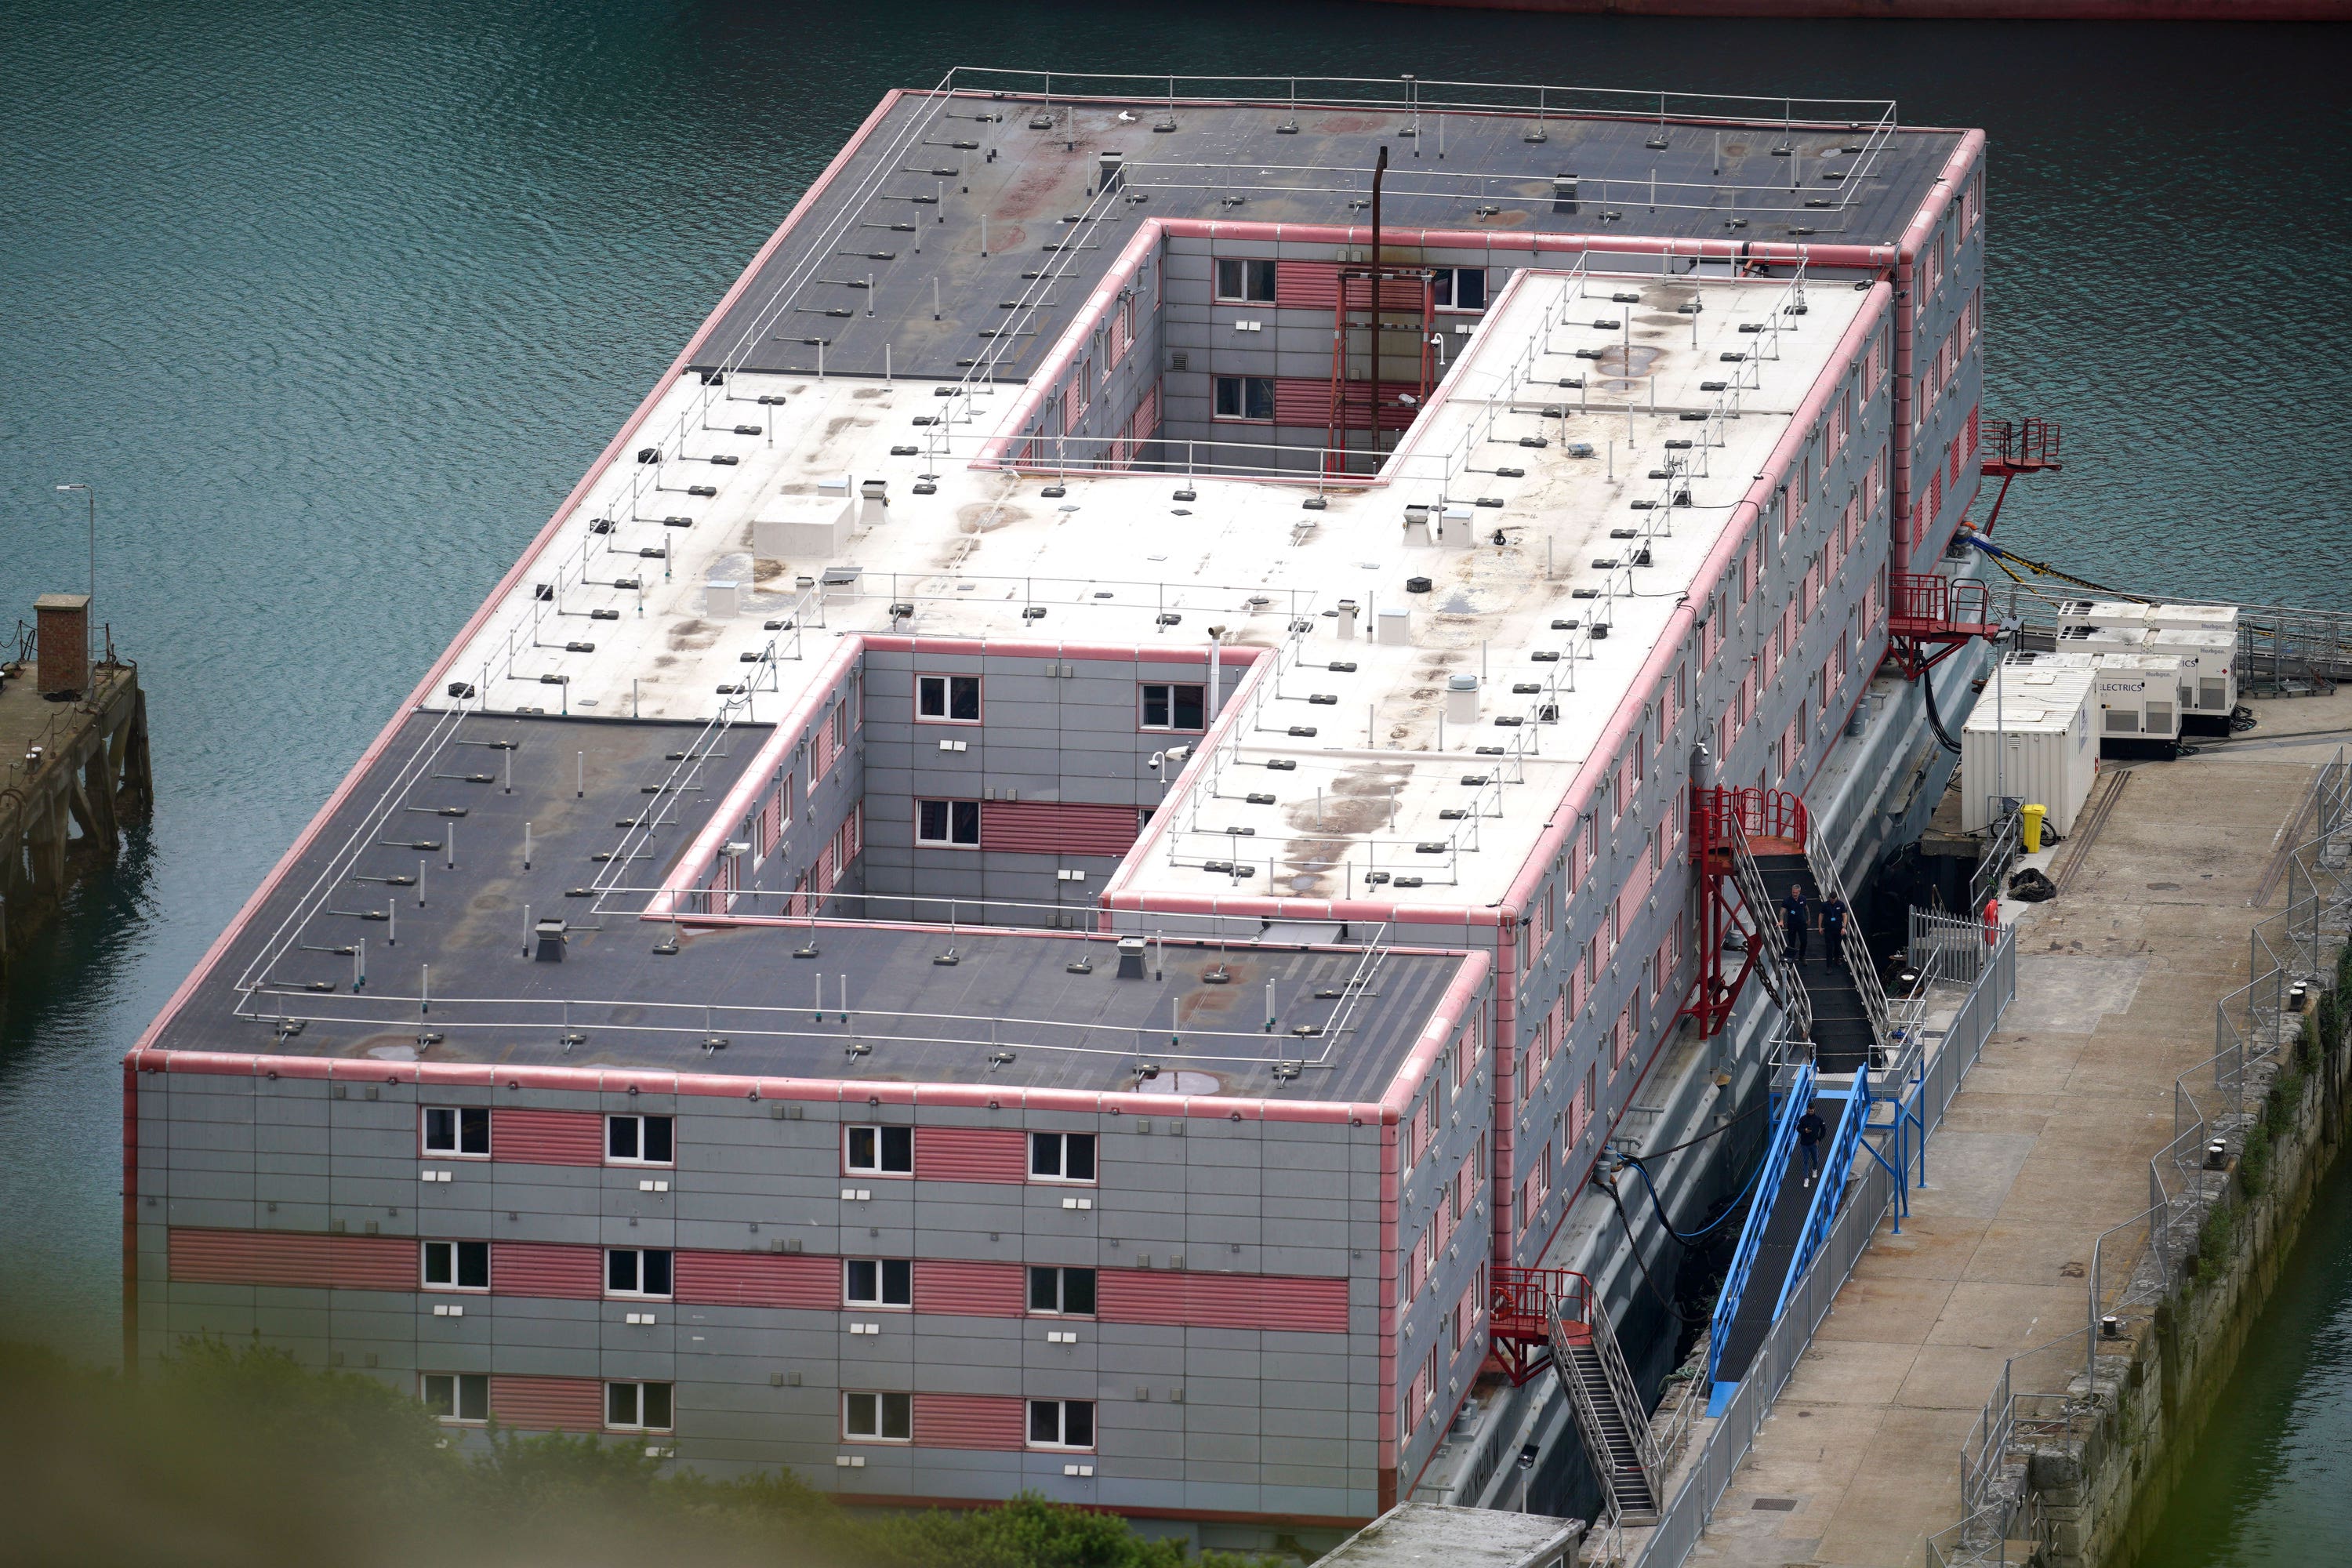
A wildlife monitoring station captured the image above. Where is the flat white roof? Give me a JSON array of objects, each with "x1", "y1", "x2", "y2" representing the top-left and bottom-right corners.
[
  {"x1": 434, "y1": 264, "x2": 1872, "y2": 910},
  {"x1": 1967, "y1": 662, "x2": 2096, "y2": 735}
]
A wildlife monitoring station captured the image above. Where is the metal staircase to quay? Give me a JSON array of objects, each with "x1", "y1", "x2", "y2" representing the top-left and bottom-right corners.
[{"x1": 1488, "y1": 1269, "x2": 1661, "y2": 1526}]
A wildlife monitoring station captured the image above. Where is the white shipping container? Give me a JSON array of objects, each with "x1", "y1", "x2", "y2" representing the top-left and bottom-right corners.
[{"x1": 1960, "y1": 663, "x2": 2099, "y2": 834}]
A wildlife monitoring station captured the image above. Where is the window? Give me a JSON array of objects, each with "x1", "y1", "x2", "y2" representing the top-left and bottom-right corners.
[
  {"x1": 606, "y1": 1114, "x2": 673, "y2": 1165},
  {"x1": 1029, "y1": 1265, "x2": 1098, "y2": 1316},
  {"x1": 1212, "y1": 375, "x2": 1276, "y2": 422},
  {"x1": 606, "y1": 1381, "x2": 673, "y2": 1432},
  {"x1": 422, "y1": 1106, "x2": 488, "y2": 1158},
  {"x1": 1028, "y1": 1398, "x2": 1096, "y2": 1449},
  {"x1": 1214, "y1": 256, "x2": 1276, "y2": 303},
  {"x1": 1432, "y1": 266, "x2": 1487, "y2": 312},
  {"x1": 845, "y1": 1124, "x2": 913, "y2": 1174},
  {"x1": 606, "y1": 1248, "x2": 673, "y2": 1298},
  {"x1": 1029, "y1": 1131, "x2": 1097, "y2": 1182},
  {"x1": 1140, "y1": 682, "x2": 1206, "y2": 731},
  {"x1": 421, "y1": 1240, "x2": 488, "y2": 1291},
  {"x1": 916, "y1": 798, "x2": 981, "y2": 847},
  {"x1": 916, "y1": 673, "x2": 981, "y2": 723},
  {"x1": 844, "y1": 1391, "x2": 913, "y2": 1442},
  {"x1": 845, "y1": 1258, "x2": 913, "y2": 1308},
  {"x1": 422, "y1": 1372, "x2": 489, "y2": 1424}
]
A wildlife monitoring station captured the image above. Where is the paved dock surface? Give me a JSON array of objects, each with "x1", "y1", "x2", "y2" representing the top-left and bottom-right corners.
[{"x1": 1690, "y1": 689, "x2": 2352, "y2": 1566}]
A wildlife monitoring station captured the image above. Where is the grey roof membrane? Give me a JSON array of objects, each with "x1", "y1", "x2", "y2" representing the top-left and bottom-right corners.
[
  {"x1": 151, "y1": 711, "x2": 1465, "y2": 1105},
  {"x1": 692, "y1": 89, "x2": 1961, "y2": 382}
]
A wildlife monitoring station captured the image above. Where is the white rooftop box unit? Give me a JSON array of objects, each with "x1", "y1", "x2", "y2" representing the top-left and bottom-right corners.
[
  {"x1": 1960, "y1": 662, "x2": 2097, "y2": 835},
  {"x1": 2145, "y1": 627, "x2": 2237, "y2": 717},
  {"x1": 754, "y1": 496, "x2": 854, "y2": 561}
]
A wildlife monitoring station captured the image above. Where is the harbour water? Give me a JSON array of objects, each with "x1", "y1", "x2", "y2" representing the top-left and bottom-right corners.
[{"x1": 3, "y1": 2, "x2": 2347, "y2": 1554}]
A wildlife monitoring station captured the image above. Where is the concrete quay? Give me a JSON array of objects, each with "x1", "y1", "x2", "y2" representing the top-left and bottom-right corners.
[{"x1": 1685, "y1": 687, "x2": 2352, "y2": 1567}]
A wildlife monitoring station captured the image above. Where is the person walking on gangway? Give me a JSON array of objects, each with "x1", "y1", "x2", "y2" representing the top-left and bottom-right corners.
[
  {"x1": 1797, "y1": 1105, "x2": 1828, "y2": 1187},
  {"x1": 1820, "y1": 891, "x2": 1849, "y2": 970},
  {"x1": 1782, "y1": 883, "x2": 1809, "y2": 964}
]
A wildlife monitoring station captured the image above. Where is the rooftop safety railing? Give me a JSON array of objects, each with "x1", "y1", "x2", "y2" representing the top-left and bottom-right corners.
[
  {"x1": 938, "y1": 68, "x2": 1901, "y2": 222},
  {"x1": 235, "y1": 911, "x2": 1398, "y2": 1081}
]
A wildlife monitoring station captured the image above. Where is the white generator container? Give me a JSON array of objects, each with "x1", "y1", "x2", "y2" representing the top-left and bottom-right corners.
[
  {"x1": 2090, "y1": 652, "x2": 2187, "y2": 742},
  {"x1": 2057, "y1": 622, "x2": 2148, "y2": 652},
  {"x1": 2147, "y1": 602, "x2": 2240, "y2": 637},
  {"x1": 2003, "y1": 649, "x2": 2183, "y2": 746},
  {"x1": 2054, "y1": 599, "x2": 2151, "y2": 630},
  {"x1": 2146, "y1": 627, "x2": 2238, "y2": 718},
  {"x1": 1960, "y1": 662, "x2": 2098, "y2": 834}
]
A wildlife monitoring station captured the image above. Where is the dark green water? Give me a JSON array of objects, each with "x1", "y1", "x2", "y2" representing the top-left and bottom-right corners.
[
  {"x1": 2, "y1": 0, "x2": 2347, "y2": 1552},
  {"x1": 2125, "y1": 1149, "x2": 2352, "y2": 1568}
]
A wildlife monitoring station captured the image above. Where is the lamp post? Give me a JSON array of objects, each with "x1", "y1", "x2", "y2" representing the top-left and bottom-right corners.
[{"x1": 53, "y1": 483, "x2": 95, "y2": 664}]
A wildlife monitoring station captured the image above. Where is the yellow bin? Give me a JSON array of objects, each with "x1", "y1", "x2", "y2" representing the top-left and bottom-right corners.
[{"x1": 2021, "y1": 803, "x2": 2047, "y2": 854}]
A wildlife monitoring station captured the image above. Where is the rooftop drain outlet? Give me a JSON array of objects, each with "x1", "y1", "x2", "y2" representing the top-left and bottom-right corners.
[{"x1": 1405, "y1": 577, "x2": 1433, "y2": 594}]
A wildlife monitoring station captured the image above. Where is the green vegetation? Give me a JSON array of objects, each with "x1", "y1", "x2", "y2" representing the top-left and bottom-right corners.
[
  {"x1": 0, "y1": 1338, "x2": 1272, "y2": 1568},
  {"x1": 2192, "y1": 1196, "x2": 2237, "y2": 1283}
]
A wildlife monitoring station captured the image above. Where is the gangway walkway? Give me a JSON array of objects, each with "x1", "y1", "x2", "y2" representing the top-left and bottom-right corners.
[{"x1": 1706, "y1": 1070, "x2": 1867, "y2": 1415}]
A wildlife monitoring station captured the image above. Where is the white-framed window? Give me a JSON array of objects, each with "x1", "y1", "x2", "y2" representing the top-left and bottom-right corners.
[
  {"x1": 421, "y1": 1105, "x2": 489, "y2": 1158},
  {"x1": 844, "y1": 1390, "x2": 913, "y2": 1443},
  {"x1": 1213, "y1": 256, "x2": 1276, "y2": 303},
  {"x1": 605, "y1": 1247, "x2": 673, "y2": 1298},
  {"x1": 844, "y1": 1124, "x2": 914, "y2": 1175},
  {"x1": 1029, "y1": 1265, "x2": 1097, "y2": 1316},
  {"x1": 844, "y1": 1258, "x2": 913, "y2": 1308},
  {"x1": 1027, "y1": 1398, "x2": 1096, "y2": 1450},
  {"x1": 916, "y1": 673, "x2": 982, "y2": 723},
  {"x1": 421, "y1": 1240, "x2": 488, "y2": 1291},
  {"x1": 606, "y1": 1114, "x2": 673, "y2": 1166},
  {"x1": 606, "y1": 1381, "x2": 673, "y2": 1432},
  {"x1": 916, "y1": 798, "x2": 981, "y2": 848},
  {"x1": 1140, "y1": 683, "x2": 1206, "y2": 731},
  {"x1": 1432, "y1": 266, "x2": 1488, "y2": 312},
  {"x1": 421, "y1": 1371, "x2": 489, "y2": 1424},
  {"x1": 1029, "y1": 1131, "x2": 1097, "y2": 1183},
  {"x1": 1212, "y1": 375, "x2": 1276, "y2": 422}
]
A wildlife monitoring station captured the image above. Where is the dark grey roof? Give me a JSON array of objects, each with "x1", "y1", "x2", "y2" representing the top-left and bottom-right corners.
[
  {"x1": 151, "y1": 710, "x2": 1463, "y2": 1106},
  {"x1": 692, "y1": 89, "x2": 1960, "y2": 382}
]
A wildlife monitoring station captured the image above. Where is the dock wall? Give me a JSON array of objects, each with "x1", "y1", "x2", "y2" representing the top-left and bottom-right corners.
[{"x1": 2020, "y1": 983, "x2": 2352, "y2": 1568}]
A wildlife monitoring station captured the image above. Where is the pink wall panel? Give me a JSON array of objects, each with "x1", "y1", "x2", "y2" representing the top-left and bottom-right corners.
[
  {"x1": 978, "y1": 802, "x2": 1138, "y2": 857},
  {"x1": 913, "y1": 1392, "x2": 1025, "y2": 1450},
  {"x1": 675, "y1": 1250, "x2": 836, "y2": 1310},
  {"x1": 167, "y1": 1228, "x2": 415, "y2": 1292},
  {"x1": 491, "y1": 1374, "x2": 604, "y2": 1432},
  {"x1": 491, "y1": 1240, "x2": 604, "y2": 1299},
  {"x1": 1273, "y1": 261, "x2": 1425, "y2": 313},
  {"x1": 911, "y1": 1258, "x2": 1025, "y2": 1317},
  {"x1": 492, "y1": 1108, "x2": 603, "y2": 1166},
  {"x1": 1099, "y1": 1269, "x2": 1350, "y2": 1333},
  {"x1": 913, "y1": 1126, "x2": 1029, "y2": 1184}
]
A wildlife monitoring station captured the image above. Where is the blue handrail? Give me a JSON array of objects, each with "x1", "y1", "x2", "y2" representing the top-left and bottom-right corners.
[
  {"x1": 1704, "y1": 1060, "x2": 1813, "y2": 1387},
  {"x1": 1773, "y1": 1064, "x2": 1871, "y2": 1322}
]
